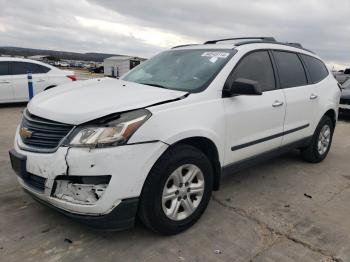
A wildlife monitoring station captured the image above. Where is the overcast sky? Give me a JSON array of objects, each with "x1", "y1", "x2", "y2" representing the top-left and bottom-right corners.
[{"x1": 0, "y1": 0, "x2": 349, "y2": 69}]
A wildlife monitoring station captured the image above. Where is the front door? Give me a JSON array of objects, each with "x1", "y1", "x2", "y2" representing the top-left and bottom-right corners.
[
  {"x1": 0, "y1": 62, "x2": 13, "y2": 102},
  {"x1": 223, "y1": 50, "x2": 286, "y2": 166}
]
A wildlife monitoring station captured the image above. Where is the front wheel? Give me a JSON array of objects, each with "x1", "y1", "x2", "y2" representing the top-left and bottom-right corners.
[
  {"x1": 138, "y1": 144, "x2": 213, "y2": 235},
  {"x1": 301, "y1": 115, "x2": 334, "y2": 163}
]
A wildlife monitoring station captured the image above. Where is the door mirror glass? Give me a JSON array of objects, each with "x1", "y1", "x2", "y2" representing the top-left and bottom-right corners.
[{"x1": 223, "y1": 78, "x2": 262, "y2": 97}]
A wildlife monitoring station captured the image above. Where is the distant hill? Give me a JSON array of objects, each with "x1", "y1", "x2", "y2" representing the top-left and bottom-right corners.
[{"x1": 0, "y1": 46, "x2": 124, "y2": 62}]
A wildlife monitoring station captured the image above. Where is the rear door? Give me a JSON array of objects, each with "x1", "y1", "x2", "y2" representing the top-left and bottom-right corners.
[
  {"x1": 11, "y1": 62, "x2": 30, "y2": 101},
  {"x1": 272, "y1": 51, "x2": 318, "y2": 145},
  {"x1": 11, "y1": 62, "x2": 49, "y2": 101},
  {"x1": 0, "y1": 62, "x2": 13, "y2": 102},
  {"x1": 30, "y1": 63, "x2": 50, "y2": 93},
  {"x1": 223, "y1": 50, "x2": 286, "y2": 165}
]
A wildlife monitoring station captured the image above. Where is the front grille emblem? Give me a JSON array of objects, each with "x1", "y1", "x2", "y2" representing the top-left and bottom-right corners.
[{"x1": 20, "y1": 127, "x2": 33, "y2": 139}]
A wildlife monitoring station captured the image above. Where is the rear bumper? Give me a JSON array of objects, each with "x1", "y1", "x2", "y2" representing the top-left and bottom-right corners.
[{"x1": 25, "y1": 188, "x2": 139, "y2": 230}]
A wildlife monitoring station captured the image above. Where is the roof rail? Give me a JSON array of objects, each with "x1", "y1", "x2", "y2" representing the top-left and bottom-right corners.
[
  {"x1": 287, "y1": 42, "x2": 303, "y2": 48},
  {"x1": 204, "y1": 37, "x2": 276, "y2": 45},
  {"x1": 234, "y1": 40, "x2": 314, "y2": 53}
]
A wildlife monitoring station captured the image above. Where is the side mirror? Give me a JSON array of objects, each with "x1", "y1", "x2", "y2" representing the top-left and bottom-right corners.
[{"x1": 223, "y1": 78, "x2": 262, "y2": 97}]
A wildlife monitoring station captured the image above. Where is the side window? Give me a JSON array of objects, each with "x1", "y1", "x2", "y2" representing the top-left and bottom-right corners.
[
  {"x1": 0, "y1": 62, "x2": 9, "y2": 76},
  {"x1": 11, "y1": 62, "x2": 29, "y2": 75},
  {"x1": 231, "y1": 51, "x2": 276, "y2": 92},
  {"x1": 129, "y1": 60, "x2": 141, "y2": 70},
  {"x1": 301, "y1": 55, "x2": 329, "y2": 83},
  {"x1": 31, "y1": 64, "x2": 50, "y2": 74},
  {"x1": 11, "y1": 62, "x2": 50, "y2": 75},
  {"x1": 273, "y1": 51, "x2": 307, "y2": 88}
]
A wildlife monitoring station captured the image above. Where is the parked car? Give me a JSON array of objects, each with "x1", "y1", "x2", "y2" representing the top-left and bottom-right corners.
[
  {"x1": 339, "y1": 78, "x2": 350, "y2": 113},
  {"x1": 334, "y1": 68, "x2": 350, "y2": 84},
  {"x1": 89, "y1": 66, "x2": 104, "y2": 74},
  {"x1": 0, "y1": 57, "x2": 76, "y2": 103},
  {"x1": 9, "y1": 37, "x2": 340, "y2": 235}
]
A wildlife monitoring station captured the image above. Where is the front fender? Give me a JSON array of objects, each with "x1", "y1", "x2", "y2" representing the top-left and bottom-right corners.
[{"x1": 160, "y1": 129, "x2": 224, "y2": 163}]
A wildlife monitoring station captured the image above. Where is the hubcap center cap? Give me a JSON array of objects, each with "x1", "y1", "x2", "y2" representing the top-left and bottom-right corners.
[{"x1": 179, "y1": 188, "x2": 187, "y2": 197}]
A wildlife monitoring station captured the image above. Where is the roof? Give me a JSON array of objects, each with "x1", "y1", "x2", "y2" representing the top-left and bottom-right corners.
[
  {"x1": 172, "y1": 37, "x2": 315, "y2": 56},
  {"x1": 0, "y1": 57, "x2": 57, "y2": 69},
  {"x1": 172, "y1": 42, "x2": 318, "y2": 59}
]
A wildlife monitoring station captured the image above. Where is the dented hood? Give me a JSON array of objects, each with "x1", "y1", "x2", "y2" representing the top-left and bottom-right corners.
[{"x1": 28, "y1": 78, "x2": 187, "y2": 125}]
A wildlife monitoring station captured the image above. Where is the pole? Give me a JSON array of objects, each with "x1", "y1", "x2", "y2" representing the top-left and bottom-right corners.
[
  {"x1": 111, "y1": 66, "x2": 115, "y2": 78},
  {"x1": 27, "y1": 70, "x2": 33, "y2": 100}
]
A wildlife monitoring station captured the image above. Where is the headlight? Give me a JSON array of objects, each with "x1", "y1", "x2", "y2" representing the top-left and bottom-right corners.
[{"x1": 69, "y1": 109, "x2": 151, "y2": 148}]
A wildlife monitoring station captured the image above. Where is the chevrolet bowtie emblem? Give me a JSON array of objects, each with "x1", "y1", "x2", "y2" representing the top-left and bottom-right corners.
[{"x1": 20, "y1": 127, "x2": 33, "y2": 139}]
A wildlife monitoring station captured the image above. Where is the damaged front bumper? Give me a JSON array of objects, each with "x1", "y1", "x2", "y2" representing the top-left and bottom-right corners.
[
  {"x1": 26, "y1": 189, "x2": 139, "y2": 230},
  {"x1": 10, "y1": 130, "x2": 168, "y2": 230}
]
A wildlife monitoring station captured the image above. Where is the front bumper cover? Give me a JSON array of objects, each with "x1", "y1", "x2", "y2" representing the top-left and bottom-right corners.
[{"x1": 26, "y1": 188, "x2": 139, "y2": 230}]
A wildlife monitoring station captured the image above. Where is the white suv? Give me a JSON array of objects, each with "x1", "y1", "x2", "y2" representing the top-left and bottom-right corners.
[
  {"x1": 0, "y1": 57, "x2": 76, "y2": 103},
  {"x1": 9, "y1": 37, "x2": 340, "y2": 235}
]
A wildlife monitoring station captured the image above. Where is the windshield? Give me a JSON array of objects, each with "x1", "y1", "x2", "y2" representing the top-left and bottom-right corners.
[{"x1": 122, "y1": 49, "x2": 235, "y2": 92}]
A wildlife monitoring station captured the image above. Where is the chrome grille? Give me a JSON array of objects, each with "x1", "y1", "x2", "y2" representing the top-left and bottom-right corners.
[{"x1": 20, "y1": 111, "x2": 74, "y2": 151}]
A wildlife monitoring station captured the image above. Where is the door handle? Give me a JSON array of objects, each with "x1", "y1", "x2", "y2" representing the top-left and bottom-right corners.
[
  {"x1": 0, "y1": 81, "x2": 10, "y2": 84},
  {"x1": 272, "y1": 100, "x2": 284, "y2": 107},
  {"x1": 310, "y1": 94, "x2": 318, "y2": 100},
  {"x1": 36, "y1": 79, "x2": 45, "y2": 83}
]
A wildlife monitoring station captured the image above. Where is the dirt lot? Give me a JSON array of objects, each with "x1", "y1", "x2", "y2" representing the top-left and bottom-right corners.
[
  {"x1": 73, "y1": 69, "x2": 103, "y2": 80},
  {"x1": 1, "y1": 105, "x2": 350, "y2": 262}
]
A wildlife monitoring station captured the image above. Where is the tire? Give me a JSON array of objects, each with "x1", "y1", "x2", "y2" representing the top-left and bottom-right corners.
[
  {"x1": 301, "y1": 115, "x2": 334, "y2": 163},
  {"x1": 138, "y1": 144, "x2": 213, "y2": 235}
]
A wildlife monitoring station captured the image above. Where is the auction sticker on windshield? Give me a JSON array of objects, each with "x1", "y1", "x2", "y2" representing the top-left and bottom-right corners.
[{"x1": 201, "y1": 52, "x2": 230, "y2": 59}]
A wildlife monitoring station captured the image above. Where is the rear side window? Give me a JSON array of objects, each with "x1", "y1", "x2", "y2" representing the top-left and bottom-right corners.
[
  {"x1": 0, "y1": 62, "x2": 9, "y2": 76},
  {"x1": 31, "y1": 63, "x2": 50, "y2": 74},
  {"x1": 231, "y1": 51, "x2": 276, "y2": 92},
  {"x1": 11, "y1": 62, "x2": 50, "y2": 75},
  {"x1": 11, "y1": 62, "x2": 29, "y2": 75},
  {"x1": 301, "y1": 55, "x2": 329, "y2": 83},
  {"x1": 273, "y1": 51, "x2": 307, "y2": 88}
]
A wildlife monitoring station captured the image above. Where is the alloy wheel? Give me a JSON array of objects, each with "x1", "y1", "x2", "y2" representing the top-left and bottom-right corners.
[{"x1": 162, "y1": 164, "x2": 205, "y2": 221}]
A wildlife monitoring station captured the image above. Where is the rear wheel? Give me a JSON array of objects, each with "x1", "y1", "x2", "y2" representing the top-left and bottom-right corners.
[
  {"x1": 301, "y1": 115, "x2": 334, "y2": 163},
  {"x1": 138, "y1": 144, "x2": 213, "y2": 235}
]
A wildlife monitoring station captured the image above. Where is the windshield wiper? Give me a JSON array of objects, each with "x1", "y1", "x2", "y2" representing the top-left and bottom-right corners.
[{"x1": 139, "y1": 82, "x2": 169, "y2": 89}]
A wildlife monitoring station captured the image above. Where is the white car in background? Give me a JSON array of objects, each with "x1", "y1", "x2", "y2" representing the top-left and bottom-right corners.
[
  {"x1": 0, "y1": 57, "x2": 76, "y2": 103},
  {"x1": 340, "y1": 78, "x2": 350, "y2": 113}
]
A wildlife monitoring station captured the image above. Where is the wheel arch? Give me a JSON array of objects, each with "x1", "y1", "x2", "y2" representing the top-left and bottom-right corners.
[
  {"x1": 168, "y1": 136, "x2": 222, "y2": 191},
  {"x1": 44, "y1": 85, "x2": 57, "y2": 91},
  {"x1": 324, "y1": 108, "x2": 337, "y2": 127}
]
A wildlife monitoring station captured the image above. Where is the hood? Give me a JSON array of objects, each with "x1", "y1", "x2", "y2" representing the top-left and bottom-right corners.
[
  {"x1": 28, "y1": 78, "x2": 187, "y2": 125},
  {"x1": 341, "y1": 88, "x2": 350, "y2": 100}
]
